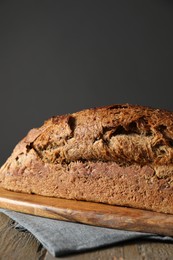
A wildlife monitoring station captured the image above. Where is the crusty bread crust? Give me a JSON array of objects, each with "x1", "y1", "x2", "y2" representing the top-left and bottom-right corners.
[{"x1": 1, "y1": 104, "x2": 173, "y2": 213}]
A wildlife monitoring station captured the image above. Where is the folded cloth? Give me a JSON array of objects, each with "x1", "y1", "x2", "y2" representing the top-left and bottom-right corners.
[{"x1": 1, "y1": 209, "x2": 173, "y2": 257}]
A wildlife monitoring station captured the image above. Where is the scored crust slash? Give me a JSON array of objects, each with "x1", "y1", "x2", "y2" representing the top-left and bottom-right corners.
[{"x1": 0, "y1": 104, "x2": 173, "y2": 214}]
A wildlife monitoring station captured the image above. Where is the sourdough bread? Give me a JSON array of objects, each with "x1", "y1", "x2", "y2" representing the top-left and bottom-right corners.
[{"x1": 0, "y1": 104, "x2": 173, "y2": 213}]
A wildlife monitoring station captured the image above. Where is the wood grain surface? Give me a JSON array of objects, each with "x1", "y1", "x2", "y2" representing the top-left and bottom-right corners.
[
  {"x1": 1, "y1": 213, "x2": 173, "y2": 260},
  {"x1": 0, "y1": 213, "x2": 46, "y2": 260},
  {"x1": 0, "y1": 187, "x2": 173, "y2": 237}
]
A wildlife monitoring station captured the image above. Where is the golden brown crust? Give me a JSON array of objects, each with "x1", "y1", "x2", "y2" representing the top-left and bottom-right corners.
[
  {"x1": 34, "y1": 103, "x2": 173, "y2": 166},
  {"x1": 1, "y1": 103, "x2": 173, "y2": 214}
]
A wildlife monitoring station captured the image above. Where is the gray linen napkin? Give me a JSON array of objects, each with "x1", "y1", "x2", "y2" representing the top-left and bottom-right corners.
[{"x1": 1, "y1": 209, "x2": 173, "y2": 257}]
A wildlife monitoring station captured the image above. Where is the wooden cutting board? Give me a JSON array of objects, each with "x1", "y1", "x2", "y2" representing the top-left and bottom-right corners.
[{"x1": 0, "y1": 187, "x2": 173, "y2": 237}]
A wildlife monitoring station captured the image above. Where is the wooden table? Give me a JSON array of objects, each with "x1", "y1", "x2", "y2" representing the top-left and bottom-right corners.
[{"x1": 0, "y1": 213, "x2": 173, "y2": 260}]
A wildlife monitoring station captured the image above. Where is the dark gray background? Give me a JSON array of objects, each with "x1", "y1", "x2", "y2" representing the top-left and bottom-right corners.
[{"x1": 0, "y1": 0, "x2": 173, "y2": 165}]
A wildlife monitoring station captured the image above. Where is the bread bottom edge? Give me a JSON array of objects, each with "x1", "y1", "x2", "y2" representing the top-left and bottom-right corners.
[{"x1": 0, "y1": 160, "x2": 173, "y2": 214}]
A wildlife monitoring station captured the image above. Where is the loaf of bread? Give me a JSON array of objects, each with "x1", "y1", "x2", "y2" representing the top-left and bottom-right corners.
[{"x1": 0, "y1": 104, "x2": 173, "y2": 214}]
